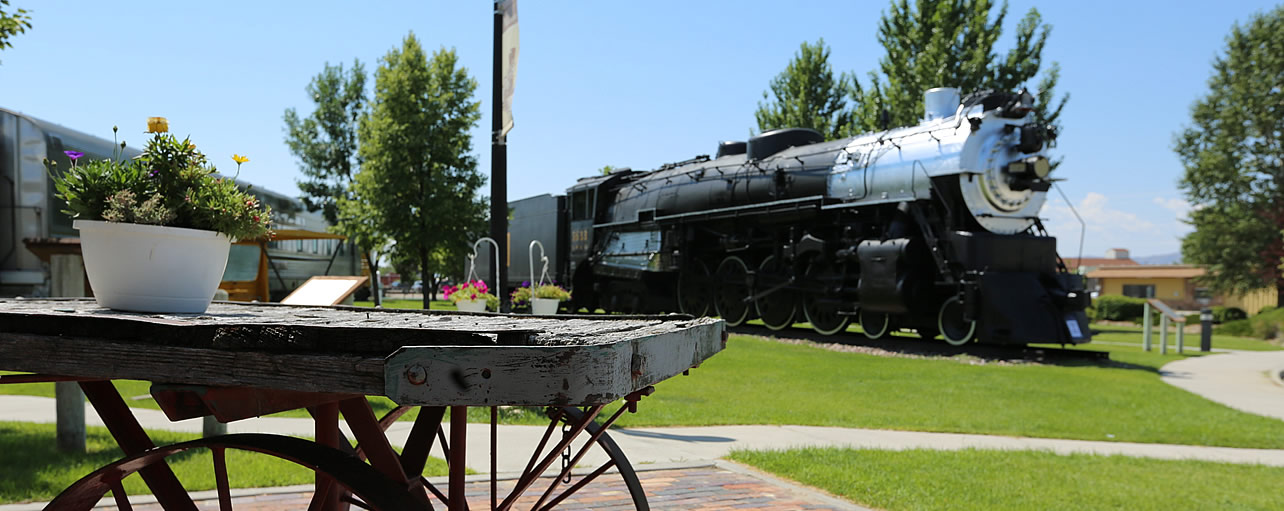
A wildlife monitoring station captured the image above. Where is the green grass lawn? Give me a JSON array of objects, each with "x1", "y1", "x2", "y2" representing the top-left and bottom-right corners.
[
  {"x1": 610, "y1": 334, "x2": 1284, "y2": 449},
  {"x1": 730, "y1": 447, "x2": 1284, "y2": 511},
  {"x1": 0, "y1": 421, "x2": 450, "y2": 505}
]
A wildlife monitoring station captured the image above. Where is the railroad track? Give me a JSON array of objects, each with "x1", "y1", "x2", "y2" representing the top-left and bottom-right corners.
[{"x1": 726, "y1": 323, "x2": 1110, "y2": 363}]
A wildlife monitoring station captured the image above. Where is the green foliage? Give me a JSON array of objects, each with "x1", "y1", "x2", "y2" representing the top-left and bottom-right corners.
[
  {"x1": 1214, "y1": 307, "x2": 1284, "y2": 340},
  {"x1": 1091, "y1": 295, "x2": 1148, "y2": 321},
  {"x1": 1216, "y1": 318, "x2": 1253, "y2": 337},
  {"x1": 355, "y1": 33, "x2": 487, "y2": 309},
  {"x1": 1212, "y1": 306, "x2": 1247, "y2": 323},
  {"x1": 848, "y1": 0, "x2": 1067, "y2": 147},
  {"x1": 755, "y1": 39, "x2": 854, "y2": 139},
  {"x1": 1177, "y1": 6, "x2": 1284, "y2": 298},
  {"x1": 0, "y1": 0, "x2": 31, "y2": 63},
  {"x1": 730, "y1": 447, "x2": 1284, "y2": 511},
  {"x1": 49, "y1": 128, "x2": 272, "y2": 240},
  {"x1": 283, "y1": 60, "x2": 366, "y2": 226}
]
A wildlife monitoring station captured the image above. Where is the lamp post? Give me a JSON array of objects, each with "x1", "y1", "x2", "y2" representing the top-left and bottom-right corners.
[{"x1": 1196, "y1": 288, "x2": 1212, "y2": 352}]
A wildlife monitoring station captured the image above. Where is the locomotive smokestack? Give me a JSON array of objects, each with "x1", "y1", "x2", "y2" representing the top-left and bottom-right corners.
[{"x1": 923, "y1": 87, "x2": 961, "y2": 121}]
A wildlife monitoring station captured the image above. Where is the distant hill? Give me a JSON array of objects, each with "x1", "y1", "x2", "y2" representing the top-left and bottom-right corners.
[{"x1": 1134, "y1": 252, "x2": 1182, "y2": 265}]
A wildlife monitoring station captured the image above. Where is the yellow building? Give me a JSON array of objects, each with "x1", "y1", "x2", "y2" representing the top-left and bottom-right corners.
[{"x1": 1086, "y1": 265, "x2": 1279, "y2": 313}]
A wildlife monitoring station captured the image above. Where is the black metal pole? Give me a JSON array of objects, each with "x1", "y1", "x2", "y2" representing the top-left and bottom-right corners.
[
  {"x1": 490, "y1": 4, "x2": 509, "y2": 312},
  {"x1": 1200, "y1": 307, "x2": 1213, "y2": 352}
]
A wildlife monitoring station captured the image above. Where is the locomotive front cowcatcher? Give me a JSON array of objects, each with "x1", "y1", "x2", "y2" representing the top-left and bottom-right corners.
[{"x1": 511, "y1": 88, "x2": 1090, "y2": 346}]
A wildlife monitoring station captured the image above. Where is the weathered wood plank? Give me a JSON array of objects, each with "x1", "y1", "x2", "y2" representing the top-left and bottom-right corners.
[
  {"x1": 0, "y1": 299, "x2": 725, "y2": 405},
  {"x1": 384, "y1": 320, "x2": 726, "y2": 407},
  {"x1": 0, "y1": 333, "x2": 385, "y2": 394}
]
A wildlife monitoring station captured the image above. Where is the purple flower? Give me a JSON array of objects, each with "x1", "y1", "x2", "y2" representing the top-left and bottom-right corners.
[
  {"x1": 63, "y1": 150, "x2": 83, "y2": 161},
  {"x1": 149, "y1": 169, "x2": 160, "y2": 178}
]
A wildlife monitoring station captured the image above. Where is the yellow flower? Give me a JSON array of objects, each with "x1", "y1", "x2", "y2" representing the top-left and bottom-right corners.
[
  {"x1": 232, "y1": 154, "x2": 249, "y2": 164},
  {"x1": 188, "y1": 142, "x2": 196, "y2": 150},
  {"x1": 146, "y1": 117, "x2": 169, "y2": 133}
]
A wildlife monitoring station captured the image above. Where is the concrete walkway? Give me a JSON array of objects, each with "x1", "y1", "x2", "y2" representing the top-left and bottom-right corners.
[{"x1": 1160, "y1": 349, "x2": 1284, "y2": 422}]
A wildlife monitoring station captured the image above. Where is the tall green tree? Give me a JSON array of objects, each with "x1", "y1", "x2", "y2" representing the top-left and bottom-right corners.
[
  {"x1": 0, "y1": 1, "x2": 32, "y2": 62},
  {"x1": 283, "y1": 60, "x2": 383, "y2": 304},
  {"x1": 283, "y1": 60, "x2": 366, "y2": 225},
  {"x1": 849, "y1": 0, "x2": 1067, "y2": 140},
  {"x1": 754, "y1": 39, "x2": 854, "y2": 139},
  {"x1": 354, "y1": 33, "x2": 487, "y2": 309},
  {"x1": 1177, "y1": 6, "x2": 1284, "y2": 303}
]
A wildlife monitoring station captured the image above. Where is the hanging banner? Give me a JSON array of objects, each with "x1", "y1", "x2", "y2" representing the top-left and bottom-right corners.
[{"x1": 499, "y1": 0, "x2": 519, "y2": 138}]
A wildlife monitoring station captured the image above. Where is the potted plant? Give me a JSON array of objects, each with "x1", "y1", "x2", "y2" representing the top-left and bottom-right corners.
[
  {"x1": 517, "y1": 283, "x2": 571, "y2": 315},
  {"x1": 46, "y1": 118, "x2": 272, "y2": 314},
  {"x1": 443, "y1": 280, "x2": 497, "y2": 312}
]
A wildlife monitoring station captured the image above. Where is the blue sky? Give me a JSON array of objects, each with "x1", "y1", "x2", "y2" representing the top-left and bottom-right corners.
[{"x1": 1, "y1": 1, "x2": 1275, "y2": 259}]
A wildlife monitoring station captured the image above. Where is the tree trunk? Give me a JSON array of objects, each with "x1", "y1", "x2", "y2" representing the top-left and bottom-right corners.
[
  {"x1": 1277, "y1": 283, "x2": 1284, "y2": 311},
  {"x1": 366, "y1": 250, "x2": 382, "y2": 307},
  {"x1": 420, "y1": 246, "x2": 430, "y2": 310}
]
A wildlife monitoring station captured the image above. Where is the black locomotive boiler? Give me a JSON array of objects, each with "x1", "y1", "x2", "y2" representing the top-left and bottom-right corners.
[{"x1": 507, "y1": 88, "x2": 1091, "y2": 345}]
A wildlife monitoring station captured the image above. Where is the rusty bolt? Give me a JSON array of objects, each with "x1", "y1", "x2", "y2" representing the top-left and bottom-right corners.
[
  {"x1": 405, "y1": 365, "x2": 427, "y2": 385},
  {"x1": 481, "y1": 368, "x2": 492, "y2": 379}
]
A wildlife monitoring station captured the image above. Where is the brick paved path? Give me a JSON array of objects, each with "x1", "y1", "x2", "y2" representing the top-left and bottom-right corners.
[{"x1": 93, "y1": 464, "x2": 859, "y2": 510}]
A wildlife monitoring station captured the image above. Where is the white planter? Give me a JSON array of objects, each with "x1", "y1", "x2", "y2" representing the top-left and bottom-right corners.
[
  {"x1": 531, "y1": 297, "x2": 560, "y2": 315},
  {"x1": 455, "y1": 299, "x2": 487, "y2": 312},
  {"x1": 74, "y1": 220, "x2": 231, "y2": 314}
]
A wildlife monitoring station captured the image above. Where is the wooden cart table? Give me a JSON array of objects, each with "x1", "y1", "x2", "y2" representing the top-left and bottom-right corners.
[{"x1": 0, "y1": 299, "x2": 725, "y2": 510}]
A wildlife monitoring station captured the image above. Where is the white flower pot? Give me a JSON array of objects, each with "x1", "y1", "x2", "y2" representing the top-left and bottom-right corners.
[
  {"x1": 74, "y1": 220, "x2": 231, "y2": 314},
  {"x1": 456, "y1": 299, "x2": 487, "y2": 312},
  {"x1": 531, "y1": 297, "x2": 559, "y2": 315}
]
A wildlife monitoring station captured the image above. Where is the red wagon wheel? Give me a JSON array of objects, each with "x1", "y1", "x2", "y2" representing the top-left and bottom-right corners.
[
  {"x1": 54, "y1": 382, "x2": 652, "y2": 510},
  {"x1": 46, "y1": 433, "x2": 425, "y2": 511},
  {"x1": 360, "y1": 400, "x2": 650, "y2": 510}
]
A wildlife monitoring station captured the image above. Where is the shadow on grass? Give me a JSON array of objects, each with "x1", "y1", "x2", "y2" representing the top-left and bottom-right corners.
[{"x1": 729, "y1": 323, "x2": 1161, "y2": 373}]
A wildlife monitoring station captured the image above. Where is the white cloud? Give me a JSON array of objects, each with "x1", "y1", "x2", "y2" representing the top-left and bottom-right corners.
[
  {"x1": 1040, "y1": 191, "x2": 1191, "y2": 258},
  {"x1": 1152, "y1": 196, "x2": 1192, "y2": 220}
]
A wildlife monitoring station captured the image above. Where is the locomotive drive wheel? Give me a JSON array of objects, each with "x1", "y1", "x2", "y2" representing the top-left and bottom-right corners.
[
  {"x1": 714, "y1": 256, "x2": 752, "y2": 327},
  {"x1": 938, "y1": 295, "x2": 977, "y2": 346},
  {"x1": 754, "y1": 256, "x2": 797, "y2": 331},
  {"x1": 676, "y1": 259, "x2": 711, "y2": 317},
  {"x1": 800, "y1": 261, "x2": 851, "y2": 335},
  {"x1": 859, "y1": 309, "x2": 891, "y2": 339}
]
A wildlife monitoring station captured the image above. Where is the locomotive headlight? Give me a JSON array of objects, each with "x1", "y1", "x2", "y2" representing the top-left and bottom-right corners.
[{"x1": 1006, "y1": 156, "x2": 1051, "y2": 179}]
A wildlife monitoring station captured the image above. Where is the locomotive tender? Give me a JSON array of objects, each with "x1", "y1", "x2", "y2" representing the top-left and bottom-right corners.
[{"x1": 509, "y1": 88, "x2": 1091, "y2": 345}]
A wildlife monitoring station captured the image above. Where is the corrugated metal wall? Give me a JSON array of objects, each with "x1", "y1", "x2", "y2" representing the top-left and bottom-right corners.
[{"x1": 1222, "y1": 288, "x2": 1279, "y2": 315}]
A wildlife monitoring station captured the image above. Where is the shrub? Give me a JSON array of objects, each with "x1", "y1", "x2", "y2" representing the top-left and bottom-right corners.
[
  {"x1": 1216, "y1": 318, "x2": 1253, "y2": 337},
  {"x1": 1211, "y1": 306, "x2": 1247, "y2": 323},
  {"x1": 1250, "y1": 307, "x2": 1284, "y2": 339},
  {"x1": 1093, "y1": 295, "x2": 1149, "y2": 321}
]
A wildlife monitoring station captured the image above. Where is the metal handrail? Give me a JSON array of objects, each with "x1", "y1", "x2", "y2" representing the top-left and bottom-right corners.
[{"x1": 1142, "y1": 298, "x2": 1186, "y2": 354}]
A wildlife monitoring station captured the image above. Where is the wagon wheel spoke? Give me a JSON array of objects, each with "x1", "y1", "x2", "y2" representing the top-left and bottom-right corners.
[
  {"x1": 212, "y1": 447, "x2": 232, "y2": 511},
  {"x1": 498, "y1": 393, "x2": 652, "y2": 511},
  {"x1": 109, "y1": 480, "x2": 132, "y2": 511}
]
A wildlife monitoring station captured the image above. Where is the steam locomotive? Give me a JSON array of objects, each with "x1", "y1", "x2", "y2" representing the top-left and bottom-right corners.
[{"x1": 507, "y1": 88, "x2": 1091, "y2": 345}]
